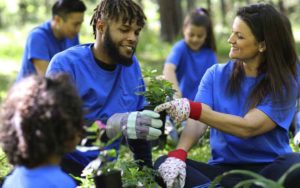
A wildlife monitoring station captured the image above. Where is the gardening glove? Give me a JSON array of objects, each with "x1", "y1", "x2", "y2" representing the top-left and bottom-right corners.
[
  {"x1": 158, "y1": 149, "x2": 187, "y2": 188},
  {"x1": 106, "y1": 110, "x2": 163, "y2": 140},
  {"x1": 154, "y1": 98, "x2": 202, "y2": 125}
]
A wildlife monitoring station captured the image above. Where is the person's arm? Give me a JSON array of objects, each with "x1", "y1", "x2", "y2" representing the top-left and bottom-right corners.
[
  {"x1": 199, "y1": 103, "x2": 276, "y2": 138},
  {"x1": 176, "y1": 119, "x2": 208, "y2": 151},
  {"x1": 32, "y1": 59, "x2": 49, "y2": 76},
  {"x1": 163, "y1": 63, "x2": 182, "y2": 98},
  {"x1": 155, "y1": 99, "x2": 277, "y2": 139}
]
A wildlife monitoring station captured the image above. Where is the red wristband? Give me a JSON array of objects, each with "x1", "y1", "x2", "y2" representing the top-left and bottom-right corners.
[
  {"x1": 189, "y1": 101, "x2": 202, "y2": 120},
  {"x1": 168, "y1": 149, "x2": 188, "y2": 161}
]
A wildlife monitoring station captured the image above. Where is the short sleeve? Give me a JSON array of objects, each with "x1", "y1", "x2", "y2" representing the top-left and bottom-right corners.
[
  {"x1": 257, "y1": 94, "x2": 296, "y2": 131},
  {"x1": 26, "y1": 31, "x2": 51, "y2": 62},
  {"x1": 46, "y1": 53, "x2": 75, "y2": 81},
  {"x1": 165, "y1": 40, "x2": 185, "y2": 67}
]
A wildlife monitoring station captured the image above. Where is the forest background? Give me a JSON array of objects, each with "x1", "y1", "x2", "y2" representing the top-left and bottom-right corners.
[{"x1": 0, "y1": 0, "x2": 300, "y2": 182}]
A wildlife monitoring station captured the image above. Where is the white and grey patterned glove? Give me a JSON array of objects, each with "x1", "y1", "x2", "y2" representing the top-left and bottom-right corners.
[
  {"x1": 158, "y1": 157, "x2": 186, "y2": 188},
  {"x1": 106, "y1": 110, "x2": 163, "y2": 140}
]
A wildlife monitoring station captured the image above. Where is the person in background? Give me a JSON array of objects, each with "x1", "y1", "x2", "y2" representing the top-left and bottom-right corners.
[
  {"x1": 0, "y1": 74, "x2": 83, "y2": 188},
  {"x1": 16, "y1": 0, "x2": 86, "y2": 81},
  {"x1": 163, "y1": 8, "x2": 217, "y2": 100},
  {"x1": 46, "y1": 0, "x2": 162, "y2": 178},
  {"x1": 154, "y1": 3, "x2": 300, "y2": 188},
  {"x1": 162, "y1": 8, "x2": 217, "y2": 144}
]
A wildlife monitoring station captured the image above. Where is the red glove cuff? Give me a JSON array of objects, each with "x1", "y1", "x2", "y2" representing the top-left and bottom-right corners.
[
  {"x1": 168, "y1": 149, "x2": 188, "y2": 161},
  {"x1": 189, "y1": 101, "x2": 202, "y2": 120}
]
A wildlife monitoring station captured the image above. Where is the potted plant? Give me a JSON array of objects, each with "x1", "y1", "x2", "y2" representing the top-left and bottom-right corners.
[
  {"x1": 77, "y1": 149, "x2": 122, "y2": 188},
  {"x1": 136, "y1": 68, "x2": 176, "y2": 149}
]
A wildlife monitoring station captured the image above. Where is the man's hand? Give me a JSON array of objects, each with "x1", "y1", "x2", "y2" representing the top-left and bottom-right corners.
[{"x1": 106, "y1": 110, "x2": 163, "y2": 140}]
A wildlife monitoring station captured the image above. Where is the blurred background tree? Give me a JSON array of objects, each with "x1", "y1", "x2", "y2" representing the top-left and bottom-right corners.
[
  {"x1": 0, "y1": 0, "x2": 299, "y2": 117},
  {"x1": 1, "y1": 0, "x2": 299, "y2": 41}
]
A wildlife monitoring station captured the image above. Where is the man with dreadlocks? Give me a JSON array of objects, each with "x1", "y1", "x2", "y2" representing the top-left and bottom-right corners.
[{"x1": 46, "y1": 0, "x2": 162, "y2": 177}]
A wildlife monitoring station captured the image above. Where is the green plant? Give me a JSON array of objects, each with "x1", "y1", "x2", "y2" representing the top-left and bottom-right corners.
[
  {"x1": 209, "y1": 163, "x2": 300, "y2": 188},
  {"x1": 119, "y1": 160, "x2": 158, "y2": 188},
  {"x1": 137, "y1": 68, "x2": 176, "y2": 107}
]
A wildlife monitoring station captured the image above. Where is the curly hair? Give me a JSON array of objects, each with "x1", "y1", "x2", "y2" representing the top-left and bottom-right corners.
[
  {"x1": 90, "y1": 0, "x2": 146, "y2": 39},
  {"x1": 0, "y1": 74, "x2": 84, "y2": 168}
]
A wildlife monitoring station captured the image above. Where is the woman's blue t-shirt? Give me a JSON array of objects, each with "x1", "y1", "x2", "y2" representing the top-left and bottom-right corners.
[{"x1": 195, "y1": 61, "x2": 297, "y2": 164}]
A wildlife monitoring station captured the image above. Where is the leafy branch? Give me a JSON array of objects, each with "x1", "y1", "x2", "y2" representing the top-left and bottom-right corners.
[{"x1": 137, "y1": 68, "x2": 175, "y2": 107}]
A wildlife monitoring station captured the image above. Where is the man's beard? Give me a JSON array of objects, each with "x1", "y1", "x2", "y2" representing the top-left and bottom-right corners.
[{"x1": 103, "y1": 27, "x2": 134, "y2": 66}]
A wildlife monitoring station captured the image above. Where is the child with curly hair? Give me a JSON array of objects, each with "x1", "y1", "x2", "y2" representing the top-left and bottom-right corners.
[{"x1": 0, "y1": 74, "x2": 83, "y2": 188}]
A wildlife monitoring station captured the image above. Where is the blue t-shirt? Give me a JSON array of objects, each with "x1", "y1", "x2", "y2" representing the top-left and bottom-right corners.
[
  {"x1": 195, "y1": 61, "x2": 297, "y2": 164},
  {"x1": 46, "y1": 44, "x2": 145, "y2": 165},
  {"x1": 166, "y1": 40, "x2": 217, "y2": 100},
  {"x1": 3, "y1": 165, "x2": 76, "y2": 188},
  {"x1": 46, "y1": 43, "x2": 145, "y2": 123},
  {"x1": 17, "y1": 21, "x2": 79, "y2": 81}
]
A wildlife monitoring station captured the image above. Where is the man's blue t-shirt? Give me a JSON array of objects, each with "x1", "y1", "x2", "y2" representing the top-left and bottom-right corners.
[
  {"x1": 195, "y1": 61, "x2": 297, "y2": 164},
  {"x1": 46, "y1": 44, "x2": 146, "y2": 165},
  {"x1": 17, "y1": 21, "x2": 79, "y2": 81},
  {"x1": 3, "y1": 165, "x2": 76, "y2": 188},
  {"x1": 166, "y1": 40, "x2": 217, "y2": 100},
  {"x1": 46, "y1": 43, "x2": 145, "y2": 124}
]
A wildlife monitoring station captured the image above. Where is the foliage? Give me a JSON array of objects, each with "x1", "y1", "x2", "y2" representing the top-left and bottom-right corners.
[
  {"x1": 209, "y1": 163, "x2": 300, "y2": 188},
  {"x1": 119, "y1": 160, "x2": 158, "y2": 188},
  {"x1": 137, "y1": 68, "x2": 176, "y2": 106},
  {"x1": 0, "y1": 150, "x2": 11, "y2": 184},
  {"x1": 75, "y1": 149, "x2": 158, "y2": 187}
]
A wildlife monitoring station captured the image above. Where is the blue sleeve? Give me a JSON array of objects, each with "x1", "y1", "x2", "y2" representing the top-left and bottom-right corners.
[
  {"x1": 165, "y1": 41, "x2": 185, "y2": 67},
  {"x1": 46, "y1": 53, "x2": 75, "y2": 81},
  {"x1": 257, "y1": 94, "x2": 296, "y2": 131},
  {"x1": 194, "y1": 65, "x2": 215, "y2": 107},
  {"x1": 27, "y1": 31, "x2": 51, "y2": 62}
]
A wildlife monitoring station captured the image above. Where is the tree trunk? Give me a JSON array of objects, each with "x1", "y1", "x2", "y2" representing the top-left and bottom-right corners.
[
  {"x1": 137, "y1": 0, "x2": 143, "y2": 8},
  {"x1": 220, "y1": 0, "x2": 227, "y2": 26},
  {"x1": 206, "y1": 0, "x2": 212, "y2": 15},
  {"x1": 157, "y1": 0, "x2": 182, "y2": 42},
  {"x1": 187, "y1": 0, "x2": 195, "y2": 12},
  {"x1": 45, "y1": 0, "x2": 52, "y2": 15},
  {"x1": 19, "y1": 2, "x2": 28, "y2": 24},
  {"x1": 278, "y1": 0, "x2": 285, "y2": 14}
]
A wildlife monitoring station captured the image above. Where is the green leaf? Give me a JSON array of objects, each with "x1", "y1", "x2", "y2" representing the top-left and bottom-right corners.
[{"x1": 277, "y1": 163, "x2": 300, "y2": 185}]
